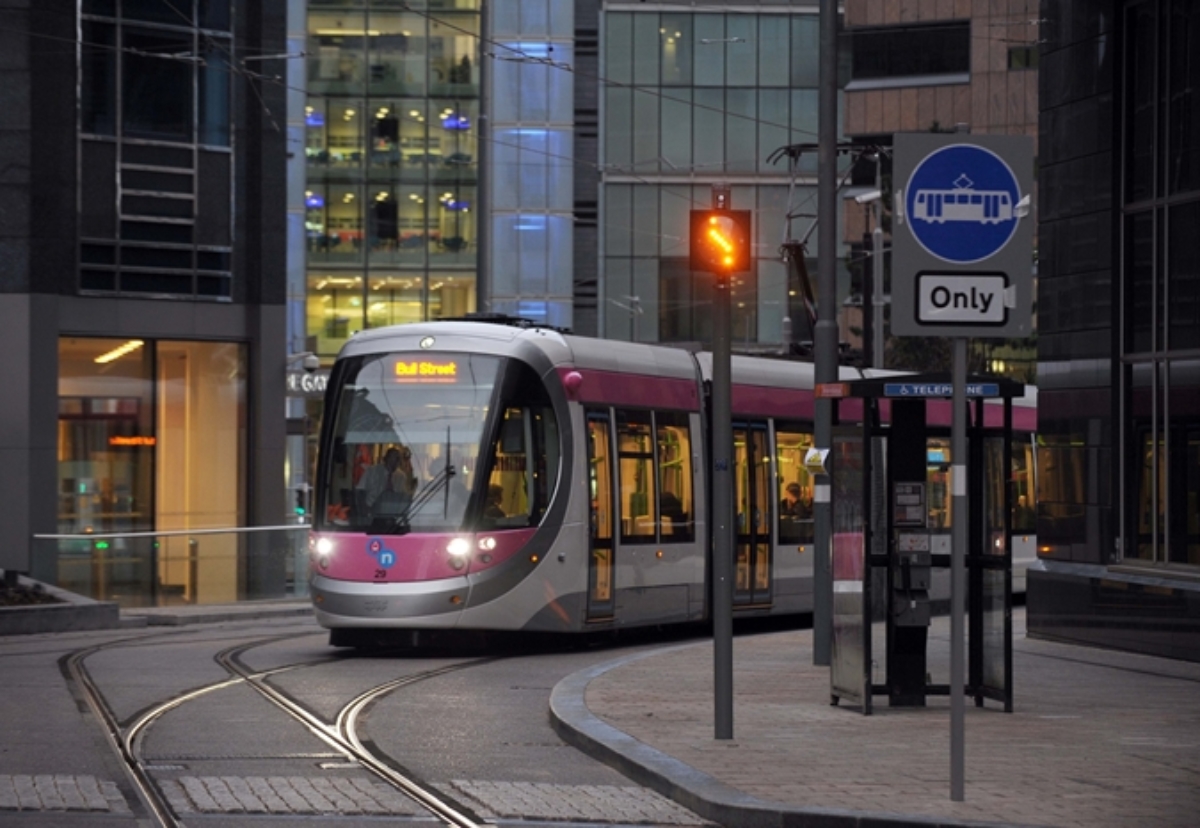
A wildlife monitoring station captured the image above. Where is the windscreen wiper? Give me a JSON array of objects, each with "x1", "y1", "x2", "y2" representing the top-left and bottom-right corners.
[{"x1": 392, "y1": 428, "x2": 456, "y2": 530}]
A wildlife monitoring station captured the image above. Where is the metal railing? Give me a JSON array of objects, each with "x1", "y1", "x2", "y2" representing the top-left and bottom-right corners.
[{"x1": 32, "y1": 525, "x2": 311, "y2": 608}]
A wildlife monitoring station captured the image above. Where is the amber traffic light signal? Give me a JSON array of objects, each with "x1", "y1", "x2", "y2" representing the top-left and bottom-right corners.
[{"x1": 689, "y1": 209, "x2": 752, "y2": 275}]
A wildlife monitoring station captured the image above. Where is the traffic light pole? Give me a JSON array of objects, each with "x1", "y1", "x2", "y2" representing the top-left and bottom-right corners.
[
  {"x1": 712, "y1": 269, "x2": 734, "y2": 740},
  {"x1": 813, "y1": 0, "x2": 839, "y2": 667},
  {"x1": 689, "y1": 189, "x2": 748, "y2": 740}
]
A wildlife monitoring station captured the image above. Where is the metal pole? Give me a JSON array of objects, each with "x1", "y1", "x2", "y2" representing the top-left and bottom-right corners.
[
  {"x1": 813, "y1": 0, "x2": 839, "y2": 666},
  {"x1": 712, "y1": 271, "x2": 734, "y2": 740},
  {"x1": 951, "y1": 337, "x2": 967, "y2": 801},
  {"x1": 872, "y1": 159, "x2": 885, "y2": 369}
]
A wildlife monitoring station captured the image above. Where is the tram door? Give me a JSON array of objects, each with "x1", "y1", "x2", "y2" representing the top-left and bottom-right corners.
[
  {"x1": 586, "y1": 412, "x2": 616, "y2": 619},
  {"x1": 733, "y1": 422, "x2": 772, "y2": 606}
]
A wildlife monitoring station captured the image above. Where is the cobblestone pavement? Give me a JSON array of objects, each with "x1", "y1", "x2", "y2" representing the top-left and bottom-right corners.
[
  {"x1": 441, "y1": 779, "x2": 710, "y2": 825},
  {"x1": 0, "y1": 774, "x2": 130, "y2": 813},
  {"x1": 159, "y1": 775, "x2": 428, "y2": 816},
  {"x1": 154, "y1": 774, "x2": 709, "y2": 824}
]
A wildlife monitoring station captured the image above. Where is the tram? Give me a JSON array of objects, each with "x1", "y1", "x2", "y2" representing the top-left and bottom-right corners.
[{"x1": 308, "y1": 317, "x2": 1037, "y2": 646}]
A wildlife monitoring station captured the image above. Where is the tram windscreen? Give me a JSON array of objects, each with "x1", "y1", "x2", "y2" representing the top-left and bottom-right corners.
[{"x1": 318, "y1": 352, "x2": 501, "y2": 533}]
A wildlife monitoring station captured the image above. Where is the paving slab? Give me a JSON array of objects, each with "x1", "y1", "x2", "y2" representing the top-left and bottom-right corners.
[{"x1": 552, "y1": 609, "x2": 1200, "y2": 828}]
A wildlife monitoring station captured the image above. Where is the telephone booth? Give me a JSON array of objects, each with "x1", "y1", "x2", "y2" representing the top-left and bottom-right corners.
[{"x1": 828, "y1": 373, "x2": 1018, "y2": 714}]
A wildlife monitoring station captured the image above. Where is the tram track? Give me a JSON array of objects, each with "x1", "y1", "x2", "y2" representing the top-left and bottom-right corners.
[
  {"x1": 65, "y1": 627, "x2": 503, "y2": 828},
  {"x1": 216, "y1": 641, "x2": 501, "y2": 828}
]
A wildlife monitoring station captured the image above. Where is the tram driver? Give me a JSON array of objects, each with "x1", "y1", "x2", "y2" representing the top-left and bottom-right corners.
[{"x1": 356, "y1": 445, "x2": 418, "y2": 519}]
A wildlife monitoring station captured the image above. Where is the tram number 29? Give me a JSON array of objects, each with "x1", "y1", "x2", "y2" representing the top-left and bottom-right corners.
[{"x1": 374, "y1": 569, "x2": 387, "y2": 580}]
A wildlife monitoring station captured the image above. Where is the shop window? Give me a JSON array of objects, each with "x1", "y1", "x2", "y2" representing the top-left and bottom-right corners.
[{"x1": 56, "y1": 338, "x2": 246, "y2": 603}]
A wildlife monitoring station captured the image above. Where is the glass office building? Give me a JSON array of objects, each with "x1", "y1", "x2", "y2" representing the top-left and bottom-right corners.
[
  {"x1": 600, "y1": 5, "x2": 836, "y2": 346},
  {"x1": 1031, "y1": 0, "x2": 1200, "y2": 662},
  {"x1": 298, "y1": 0, "x2": 838, "y2": 354},
  {"x1": 1, "y1": 2, "x2": 291, "y2": 605},
  {"x1": 304, "y1": 0, "x2": 483, "y2": 356}
]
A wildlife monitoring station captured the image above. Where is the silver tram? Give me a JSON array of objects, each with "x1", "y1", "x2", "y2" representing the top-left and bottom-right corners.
[{"x1": 308, "y1": 318, "x2": 1037, "y2": 646}]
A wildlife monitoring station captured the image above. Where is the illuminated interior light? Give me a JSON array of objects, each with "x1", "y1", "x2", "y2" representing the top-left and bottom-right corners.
[
  {"x1": 409, "y1": 109, "x2": 420, "y2": 117},
  {"x1": 94, "y1": 340, "x2": 145, "y2": 364}
]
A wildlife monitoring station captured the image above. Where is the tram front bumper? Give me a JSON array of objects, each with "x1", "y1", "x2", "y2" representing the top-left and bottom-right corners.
[{"x1": 309, "y1": 573, "x2": 468, "y2": 629}]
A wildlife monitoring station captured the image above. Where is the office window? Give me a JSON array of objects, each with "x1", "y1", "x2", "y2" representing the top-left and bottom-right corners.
[
  {"x1": 851, "y1": 23, "x2": 969, "y2": 81},
  {"x1": 123, "y1": 29, "x2": 193, "y2": 142},
  {"x1": 199, "y1": 39, "x2": 231, "y2": 147},
  {"x1": 81, "y1": 22, "x2": 116, "y2": 135},
  {"x1": 1008, "y1": 45, "x2": 1039, "y2": 71}
]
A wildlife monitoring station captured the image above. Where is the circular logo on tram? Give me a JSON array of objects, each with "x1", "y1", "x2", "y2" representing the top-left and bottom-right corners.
[{"x1": 367, "y1": 537, "x2": 396, "y2": 569}]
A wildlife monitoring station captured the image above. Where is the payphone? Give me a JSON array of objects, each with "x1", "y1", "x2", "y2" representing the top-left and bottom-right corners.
[{"x1": 827, "y1": 372, "x2": 1017, "y2": 714}]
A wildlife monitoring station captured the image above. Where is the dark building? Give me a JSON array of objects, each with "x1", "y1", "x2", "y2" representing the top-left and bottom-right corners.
[
  {"x1": 1031, "y1": 0, "x2": 1200, "y2": 660},
  {"x1": 0, "y1": 2, "x2": 289, "y2": 604}
]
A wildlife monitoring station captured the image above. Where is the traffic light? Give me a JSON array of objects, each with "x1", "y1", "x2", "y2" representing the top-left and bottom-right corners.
[{"x1": 689, "y1": 209, "x2": 752, "y2": 275}]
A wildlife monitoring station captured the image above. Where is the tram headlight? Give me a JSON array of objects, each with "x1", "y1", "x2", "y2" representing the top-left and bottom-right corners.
[
  {"x1": 447, "y1": 537, "x2": 471, "y2": 559},
  {"x1": 314, "y1": 536, "x2": 334, "y2": 570},
  {"x1": 477, "y1": 536, "x2": 496, "y2": 551}
]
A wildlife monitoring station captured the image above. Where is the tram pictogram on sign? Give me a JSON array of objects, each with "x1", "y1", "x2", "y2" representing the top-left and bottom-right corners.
[{"x1": 904, "y1": 144, "x2": 1023, "y2": 265}]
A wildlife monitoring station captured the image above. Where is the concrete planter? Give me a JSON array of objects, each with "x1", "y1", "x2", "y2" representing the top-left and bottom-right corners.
[{"x1": 0, "y1": 577, "x2": 121, "y2": 636}]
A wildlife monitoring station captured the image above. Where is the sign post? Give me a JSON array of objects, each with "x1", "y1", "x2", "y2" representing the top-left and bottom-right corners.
[{"x1": 892, "y1": 133, "x2": 1033, "y2": 802}]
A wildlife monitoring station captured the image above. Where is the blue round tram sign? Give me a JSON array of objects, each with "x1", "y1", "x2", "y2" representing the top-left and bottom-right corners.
[{"x1": 905, "y1": 144, "x2": 1021, "y2": 265}]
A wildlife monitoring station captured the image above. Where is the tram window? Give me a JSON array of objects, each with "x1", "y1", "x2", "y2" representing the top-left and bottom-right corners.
[
  {"x1": 617, "y1": 410, "x2": 656, "y2": 543},
  {"x1": 776, "y1": 426, "x2": 814, "y2": 544},
  {"x1": 657, "y1": 411, "x2": 693, "y2": 542},
  {"x1": 482, "y1": 403, "x2": 558, "y2": 529},
  {"x1": 1011, "y1": 439, "x2": 1037, "y2": 533}
]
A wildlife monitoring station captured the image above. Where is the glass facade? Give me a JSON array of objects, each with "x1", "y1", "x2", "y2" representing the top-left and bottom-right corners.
[
  {"x1": 1037, "y1": 0, "x2": 1200, "y2": 570},
  {"x1": 78, "y1": 1, "x2": 235, "y2": 299},
  {"x1": 601, "y1": 9, "x2": 838, "y2": 346},
  {"x1": 1121, "y1": 0, "x2": 1200, "y2": 567},
  {"x1": 486, "y1": 1, "x2": 577, "y2": 329},
  {"x1": 56, "y1": 337, "x2": 247, "y2": 604},
  {"x1": 305, "y1": 0, "x2": 481, "y2": 356}
]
